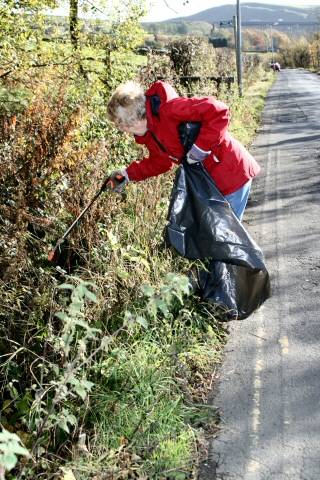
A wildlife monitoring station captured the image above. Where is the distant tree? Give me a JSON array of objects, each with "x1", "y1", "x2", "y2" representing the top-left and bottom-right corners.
[
  {"x1": 293, "y1": 39, "x2": 312, "y2": 68},
  {"x1": 177, "y1": 21, "x2": 188, "y2": 35},
  {"x1": 69, "y1": 0, "x2": 80, "y2": 50},
  {"x1": 279, "y1": 38, "x2": 312, "y2": 68},
  {"x1": 168, "y1": 36, "x2": 224, "y2": 78},
  {"x1": 241, "y1": 28, "x2": 290, "y2": 52},
  {"x1": 100, "y1": 4, "x2": 145, "y2": 89},
  {"x1": 245, "y1": 30, "x2": 268, "y2": 51},
  {"x1": 273, "y1": 31, "x2": 291, "y2": 50},
  {"x1": 0, "y1": 0, "x2": 57, "y2": 79}
]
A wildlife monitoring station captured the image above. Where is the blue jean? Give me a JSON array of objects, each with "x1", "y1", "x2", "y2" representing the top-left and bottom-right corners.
[{"x1": 225, "y1": 179, "x2": 252, "y2": 221}]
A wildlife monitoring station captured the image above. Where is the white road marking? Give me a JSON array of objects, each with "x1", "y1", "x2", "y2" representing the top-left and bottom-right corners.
[{"x1": 279, "y1": 336, "x2": 289, "y2": 355}]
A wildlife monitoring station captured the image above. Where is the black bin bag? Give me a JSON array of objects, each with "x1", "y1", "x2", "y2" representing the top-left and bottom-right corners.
[{"x1": 165, "y1": 162, "x2": 270, "y2": 320}]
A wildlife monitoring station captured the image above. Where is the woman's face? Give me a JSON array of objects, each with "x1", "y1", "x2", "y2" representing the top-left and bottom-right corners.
[{"x1": 118, "y1": 118, "x2": 147, "y2": 136}]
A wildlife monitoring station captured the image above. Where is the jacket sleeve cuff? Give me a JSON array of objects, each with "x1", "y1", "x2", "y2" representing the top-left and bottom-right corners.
[
  {"x1": 120, "y1": 168, "x2": 130, "y2": 182},
  {"x1": 188, "y1": 143, "x2": 211, "y2": 162}
]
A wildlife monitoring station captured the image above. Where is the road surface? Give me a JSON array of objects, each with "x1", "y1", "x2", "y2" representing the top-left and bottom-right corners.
[{"x1": 200, "y1": 69, "x2": 320, "y2": 480}]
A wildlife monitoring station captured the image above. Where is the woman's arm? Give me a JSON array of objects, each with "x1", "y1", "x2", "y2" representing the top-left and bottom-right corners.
[
  {"x1": 126, "y1": 152, "x2": 175, "y2": 181},
  {"x1": 164, "y1": 96, "x2": 230, "y2": 153}
]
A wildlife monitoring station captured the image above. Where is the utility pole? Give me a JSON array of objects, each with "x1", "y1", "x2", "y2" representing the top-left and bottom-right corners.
[
  {"x1": 236, "y1": 0, "x2": 243, "y2": 96},
  {"x1": 233, "y1": 15, "x2": 237, "y2": 51}
]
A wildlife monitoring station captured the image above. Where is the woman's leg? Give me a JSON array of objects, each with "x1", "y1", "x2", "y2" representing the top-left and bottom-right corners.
[{"x1": 225, "y1": 179, "x2": 252, "y2": 221}]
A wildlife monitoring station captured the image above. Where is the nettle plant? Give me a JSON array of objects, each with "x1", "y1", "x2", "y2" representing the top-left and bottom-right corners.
[
  {"x1": 1, "y1": 272, "x2": 193, "y2": 476},
  {"x1": 28, "y1": 279, "x2": 106, "y2": 455},
  {"x1": 25, "y1": 273, "x2": 191, "y2": 462},
  {"x1": 139, "y1": 273, "x2": 191, "y2": 323}
]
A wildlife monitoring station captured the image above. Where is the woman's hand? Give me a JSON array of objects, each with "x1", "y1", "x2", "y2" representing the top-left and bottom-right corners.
[{"x1": 106, "y1": 169, "x2": 129, "y2": 193}]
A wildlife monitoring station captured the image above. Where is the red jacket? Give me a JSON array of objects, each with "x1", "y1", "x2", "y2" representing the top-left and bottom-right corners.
[{"x1": 126, "y1": 81, "x2": 260, "y2": 196}]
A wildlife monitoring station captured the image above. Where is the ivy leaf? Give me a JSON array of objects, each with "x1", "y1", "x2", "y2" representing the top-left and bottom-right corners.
[
  {"x1": 155, "y1": 299, "x2": 170, "y2": 317},
  {"x1": 69, "y1": 301, "x2": 83, "y2": 314},
  {"x1": 73, "y1": 384, "x2": 87, "y2": 400},
  {"x1": 82, "y1": 380, "x2": 95, "y2": 391},
  {"x1": 169, "y1": 472, "x2": 187, "y2": 480},
  {"x1": 75, "y1": 284, "x2": 86, "y2": 299},
  {"x1": 57, "y1": 411, "x2": 77, "y2": 433}
]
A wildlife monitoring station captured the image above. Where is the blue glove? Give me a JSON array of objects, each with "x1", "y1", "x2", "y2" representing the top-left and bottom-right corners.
[{"x1": 186, "y1": 144, "x2": 211, "y2": 164}]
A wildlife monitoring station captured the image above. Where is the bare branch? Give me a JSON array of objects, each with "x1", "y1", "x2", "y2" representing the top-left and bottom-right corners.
[
  {"x1": 162, "y1": 0, "x2": 178, "y2": 14},
  {"x1": 0, "y1": 70, "x2": 12, "y2": 79}
]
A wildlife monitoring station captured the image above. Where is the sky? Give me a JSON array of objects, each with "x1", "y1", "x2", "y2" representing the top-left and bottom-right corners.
[
  {"x1": 49, "y1": 0, "x2": 320, "y2": 23},
  {"x1": 143, "y1": 0, "x2": 320, "y2": 22}
]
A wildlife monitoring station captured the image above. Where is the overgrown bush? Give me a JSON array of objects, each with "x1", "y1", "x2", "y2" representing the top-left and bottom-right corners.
[
  {"x1": 279, "y1": 39, "x2": 312, "y2": 68},
  {"x1": 169, "y1": 37, "x2": 203, "y2": 76},
  {"x1": 168, "y1": 36, "x2": 233, "y2": 79},
  {"x1": 0, "y1": 6, "x2": 275, "y2": 476}
]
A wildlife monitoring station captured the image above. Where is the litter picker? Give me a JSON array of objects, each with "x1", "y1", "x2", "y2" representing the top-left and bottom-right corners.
[{"x1": 47, "y1": 174, "x2": 125, "y2": 262}]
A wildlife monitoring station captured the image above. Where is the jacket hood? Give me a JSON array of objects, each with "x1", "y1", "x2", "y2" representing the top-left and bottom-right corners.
[
  {"x1": 145, "y1": 81, "x2": 179, "y2": 131},
  {"x1": 145, "y1": 81, "x2": 179, "y2": 104}
]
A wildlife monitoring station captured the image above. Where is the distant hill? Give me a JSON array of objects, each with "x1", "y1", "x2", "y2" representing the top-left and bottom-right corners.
[
  {"x1": 142, "y1": 3, "x2": 319, "y2": 36},
  {"x1": 161, "y1": 3, "x2": 317, "y2": 24}
]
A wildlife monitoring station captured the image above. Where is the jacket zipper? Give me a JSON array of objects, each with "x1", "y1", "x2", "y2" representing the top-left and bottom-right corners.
[
  {"x1": 149, "y1": 130, "x2": 179, "y2": 163},
  {"x1": 149, "y1": 130, "x2": 168, "y2": 153}
]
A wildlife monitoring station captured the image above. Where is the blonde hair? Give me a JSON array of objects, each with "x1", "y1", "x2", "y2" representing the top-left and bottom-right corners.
[{"x1": 107, "y1": 81, "x2": 146, "y2": 127}]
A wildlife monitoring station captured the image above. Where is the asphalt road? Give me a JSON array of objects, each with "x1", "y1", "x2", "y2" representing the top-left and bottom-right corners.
[{"x1": 200, "y1": 69, "x2": 320, "y2": 480}]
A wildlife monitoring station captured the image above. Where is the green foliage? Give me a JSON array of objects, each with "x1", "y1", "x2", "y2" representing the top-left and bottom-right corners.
[
  {"x1": 89, "y1": 2, "x2": 146, "y2": 90},
  {"x1": 0, "y1": 268, "x2": 223, "y2": 478},
  {"x1": 279, "y1": 39, "x2": 312, "y2": 68},
  {"x1": 166, "y1": 35, "x2": 235, "y2": 93},
  {"x1": 138, "y1": 273, "x2": 191, "y2": 321},
  {"x1": 149, "y1": 430, "x2": 194, "y2": 476},
  {"x1": 0, "y1": 428, "x2": 29, "y2": 473},
  {"x1": 82, "y1": 281, "x2": 222, "y2": 478},
  {"x1": 227, "y1": 68, "x2": 275, "y2": 146},
  {"x1": 0, "y1": 0, "x2": 57, "y2": 78},
  {"x1": 0, "y1": 87, "x2": 31, "y2": 116}
]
